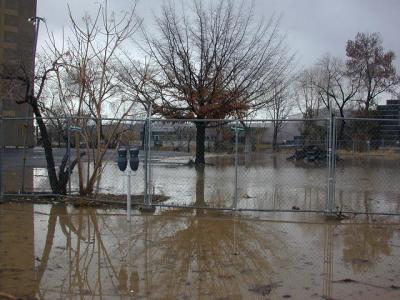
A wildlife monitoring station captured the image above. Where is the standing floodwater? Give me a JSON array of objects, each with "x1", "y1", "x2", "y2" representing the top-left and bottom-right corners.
[
  {"x1": 8, "y1": 150, "x2": 399, "y2": 214},
  {"x1": 0, "y1": 203, "x2": 399, "y2": 299}
]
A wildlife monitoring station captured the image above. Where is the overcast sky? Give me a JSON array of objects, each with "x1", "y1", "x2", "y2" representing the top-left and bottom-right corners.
[{"x1": 37, "y1": 0, "x2": 400, "y2": 69}]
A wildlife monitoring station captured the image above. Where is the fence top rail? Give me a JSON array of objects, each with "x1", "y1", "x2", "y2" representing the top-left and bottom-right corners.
[
  {"x1": 3, "y1": 115, "x2": 398, "y2": 123},
  {"x1": 336, "y1": 117, "x2": 400, "y2": 122},
  {"x1": 149, "y1": 118, "x2": 330, "y2": 122},
  {"x1": 0, "y1": 116, "x2": 330, "y2": 123},
  {"x1": 1, "y1": 114, "x2": 398, "y2": 123}
]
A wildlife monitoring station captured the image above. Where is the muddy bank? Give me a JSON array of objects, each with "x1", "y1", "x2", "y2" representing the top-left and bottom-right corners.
[{"x1": 1, "y1": 193, "x2": 169, "y2": 209}]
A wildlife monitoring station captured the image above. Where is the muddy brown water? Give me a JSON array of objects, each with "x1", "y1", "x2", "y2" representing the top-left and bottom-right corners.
[{"x1": 0, "y1": 203, "x2": 400, "y2": 299}]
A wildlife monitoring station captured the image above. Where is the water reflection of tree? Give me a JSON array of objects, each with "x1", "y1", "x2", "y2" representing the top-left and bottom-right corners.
[
  {"x1": 142, "y1": 213, "x2": 288, "y2": 299},
  {"x1": 342, "y1": 221, "x2": 394, "y2": 273},
  {"x1": 200, "y1": 165, "x2": 235, "y2": 209},
  {"x1": 32, "y1": 204, "x2": 289, "y2": 299},
  {"x1": 4, "y1": 203, "x2": 335, "y2": 299},
  {"x1": 33, "y1": 205, "x2": 127, "y2": 298},
  {"x1": 195, "y1": 166, "x2": 205, "y2": 207}
]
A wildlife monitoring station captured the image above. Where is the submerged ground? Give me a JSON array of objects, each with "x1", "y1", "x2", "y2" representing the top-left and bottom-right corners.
[
  {"x1": 3, "y1": 148, "x2": 400, "y2": 214},
  {"x1": 1, "y1": 148, "x2": 400, "y2": 299},
  {"x1": 1, "y1": 203, "x2": 400, "y2": 300}
]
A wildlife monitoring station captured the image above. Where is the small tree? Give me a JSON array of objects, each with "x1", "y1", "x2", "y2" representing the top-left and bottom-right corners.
[
  {"x1": 295, "y1": 69, "x2": 322, "y2": 118},
  {"x1": 312, "y1": 55, "x2": 362, "y2": 141},
  {"x1": 265, "y1": 78, "x2": 293, "y2": 150},
  {"x1": 294, "y1": 69, "x2": 329, "y2": 146},
  {"x1": 48, "y1": 2, "x2": 141, "y2": 195}
]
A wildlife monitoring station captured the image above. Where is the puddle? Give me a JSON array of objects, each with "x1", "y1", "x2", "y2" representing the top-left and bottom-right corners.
[{"x1": 0, "y1": 203, "x2": 400, "y2": 299}]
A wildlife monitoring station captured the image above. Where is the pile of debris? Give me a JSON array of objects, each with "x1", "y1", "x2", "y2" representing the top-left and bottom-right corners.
[{"x1": 287, "y1": 145, "x2": 332, "y2": 162}]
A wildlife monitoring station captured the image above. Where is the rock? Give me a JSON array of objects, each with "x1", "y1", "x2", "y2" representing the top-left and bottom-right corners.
[{"x1": 248, "y1": 283, "x2": 280, "y2": 296}]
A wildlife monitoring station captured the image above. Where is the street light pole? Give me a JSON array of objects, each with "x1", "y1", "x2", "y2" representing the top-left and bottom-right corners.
[{"x1": 20, "y1": 16, "x2": 45, "y2": 193}]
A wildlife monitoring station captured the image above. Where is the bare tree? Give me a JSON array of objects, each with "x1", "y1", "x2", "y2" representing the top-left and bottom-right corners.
[
  {"x1": 9, "y1": 1, "x2": 141, "y2": 196},
  {"x1": 295, "y1": 68, "x2": 322, "y2": 118},
  {"x1": 43, "y1": 2, "x2": 142, "y2": 195},
  {"x1": 265, "y1": 78, "x2": 293, "y2": 150},
  {"x1": 312, "y1": 55, "x2": 362, "y2": 140},
  {"x1": 0, "y1": 55, "x2": 83, "y2": 194},
  {"x1": 140, "y1": 0, "x2": 292, "y2": 165}
]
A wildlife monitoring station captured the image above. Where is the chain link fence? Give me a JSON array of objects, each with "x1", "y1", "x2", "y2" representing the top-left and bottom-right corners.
[
  {"x1": 335, "y1": 117, "x2": 400, "y2": 215},
  {"x1": 0, "y1": 115, "x2": 399, "y2": 216}
]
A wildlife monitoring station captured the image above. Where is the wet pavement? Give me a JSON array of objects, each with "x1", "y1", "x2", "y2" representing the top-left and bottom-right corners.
[{"x1": 1, "y1": 203, "x2": 400, "y2": 299}]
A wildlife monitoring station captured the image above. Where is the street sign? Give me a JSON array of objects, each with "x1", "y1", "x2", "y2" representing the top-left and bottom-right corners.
[
  {"x1": 230, "y1": 126, "x2": 245, "y2": 132},
  {"x1": 69, "y1": 125, "x2": 82, "y2": 132}
]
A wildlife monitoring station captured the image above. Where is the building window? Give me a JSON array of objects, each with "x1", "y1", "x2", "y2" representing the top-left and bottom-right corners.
[
  {"x1": 3, "y1": 30, "x2": 17, "y2": 43},
  {"x1": 4, "y1": 0, "x2": 18, "y2": 10},
  {"x1": 4, "y1": 14, "x2": 18, "y2": 27},
  {"x1": 3, "y1": 48, "x2": 20, "y2": 61}
]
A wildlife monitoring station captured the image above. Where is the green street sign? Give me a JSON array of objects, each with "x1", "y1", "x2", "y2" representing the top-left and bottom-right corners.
[
  {"x1": 70, "y1": 125, "x2": 82, "y2": 132},
  {"x1": 230, "y1": 126, "x2": 245, "y2": 132}
]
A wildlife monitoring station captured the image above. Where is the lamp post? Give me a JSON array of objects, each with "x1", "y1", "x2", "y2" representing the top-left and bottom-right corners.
[{"x1": 20, "y1": 16, "x2": 45, "y2": 193}]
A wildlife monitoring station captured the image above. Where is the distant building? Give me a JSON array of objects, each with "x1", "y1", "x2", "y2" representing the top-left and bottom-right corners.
[
  {"x1": 0, "y1": 0, "x2": 36, "y2": 147},
  {"x1": 140, "y1": 121, "x2": 197, "y2": 149},
  {"x1": 377, "y1": 99, "x2": 400, "y2": 144}
]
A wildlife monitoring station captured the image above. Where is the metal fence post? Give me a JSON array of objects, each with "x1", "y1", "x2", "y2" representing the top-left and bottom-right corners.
[
  {"x1": 144, "y1": 103, "x2": 152, "y2": 207},
  {"x1": 332, "y1": 118, "x2": 337, "y2": 207},
  {"x1": 127, "y1": 169, "x2": 132, "y2": 221},
  {"x1": 148, "y1": 103, "x2": 153, "y2": 206},
  {"x1": 326, "y1": 116, "x2": 337, "y2": 215},
  {"x1": 21, "y1": 117, "x2": 28, "y2": 193},
  {"x1": 233, "y1": 120, "x2": 239, "y2": 210},
  {"x1": 326, "y1": 117, "x2": 331, "y2": 214},
  {"x1": 143, "y1": 120, "x2": 148, "y2": 205}
]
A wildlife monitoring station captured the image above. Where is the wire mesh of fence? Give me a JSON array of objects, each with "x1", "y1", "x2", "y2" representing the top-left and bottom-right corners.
[{"x1": 0, "y1": 115, "x2": 399, "y2": 215}]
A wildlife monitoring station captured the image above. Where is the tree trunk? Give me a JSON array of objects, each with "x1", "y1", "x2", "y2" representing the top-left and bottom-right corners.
[
  {"x1": 272, "y1": 122, "x2": 279, "y2": 151},
  {"x1": 338, "y1": 107, "x2": 346, "y2": 146},
  {"x1": 31, "y1": 103, "x2": 61, "y2": 193},
  {"x1": 75, "y1": 133, "x2": 84, "y2": 194},
  {"x1": 141, "y1": 122, "x2": 146, "y2": 150},
  {"x1": 195, "y1": 121, "x2": 206, "y2": 165}
]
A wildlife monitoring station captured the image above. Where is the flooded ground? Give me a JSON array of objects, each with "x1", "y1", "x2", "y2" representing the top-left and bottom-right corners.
[
  {"x1": 2, "y1": 148, "x2": 400, "y2": 298},
  {"x1": 5, "y1": 150, "x2": 400, "y2": 214},
  {"x1": 0, "y1": 203, "x2": 400, "y2": 299}
]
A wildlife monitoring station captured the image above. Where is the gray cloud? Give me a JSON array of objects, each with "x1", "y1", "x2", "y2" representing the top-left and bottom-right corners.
[{"x1": 37, "y1": 0, "x2": 400, "y2": 69}]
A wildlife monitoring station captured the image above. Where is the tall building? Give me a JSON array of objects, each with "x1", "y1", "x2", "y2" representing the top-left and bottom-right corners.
[{"x1": 0, "y1": 0, "x2": 36, "y2": 147}]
